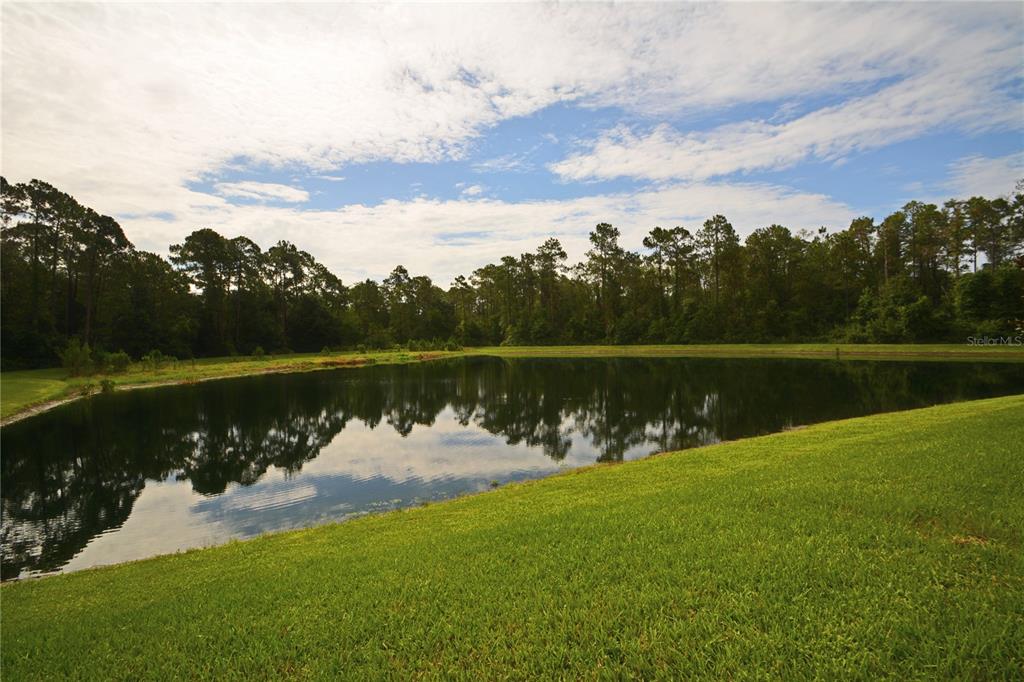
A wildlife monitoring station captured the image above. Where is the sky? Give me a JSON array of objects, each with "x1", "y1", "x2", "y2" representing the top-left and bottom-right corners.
[{"x1": 2, "y1": 2, "x2": 1022, "y2": 285}]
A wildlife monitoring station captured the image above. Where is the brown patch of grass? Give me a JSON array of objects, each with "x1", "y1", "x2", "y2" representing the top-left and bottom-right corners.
[
  {"x1": 950, "y1": 534, "x2": 990, "y2": 547},
  {"x1": 320, "y1": 358, "x2": 369, "y2": 368}
]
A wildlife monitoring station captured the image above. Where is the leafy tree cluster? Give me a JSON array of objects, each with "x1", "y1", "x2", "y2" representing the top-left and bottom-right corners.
[
  {"x1": 458, "y1": 195, "x2": 1024, "y2": 345},
  {"x1": 3, "y1": 176, "x2": 1022, "y2": 368}
]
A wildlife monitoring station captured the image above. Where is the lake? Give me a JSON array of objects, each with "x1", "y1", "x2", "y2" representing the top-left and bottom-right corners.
[{"x1": 3, "y1": 355, "x2": 1023, "y2": 579}]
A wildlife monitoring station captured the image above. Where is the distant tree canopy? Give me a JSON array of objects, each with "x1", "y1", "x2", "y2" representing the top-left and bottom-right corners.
[{"x1": 2, "y1": 175, "x2": 1023, "y2": 368}]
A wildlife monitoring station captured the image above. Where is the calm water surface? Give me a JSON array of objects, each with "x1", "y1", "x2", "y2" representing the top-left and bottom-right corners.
[{"x1": 3, "y1": 356, "x2": 1023, "y2": 579}]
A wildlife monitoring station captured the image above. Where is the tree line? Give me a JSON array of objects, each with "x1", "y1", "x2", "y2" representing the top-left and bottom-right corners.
[{"x1": 2, "y1": 176, "x2": 1022, "y2": 368}]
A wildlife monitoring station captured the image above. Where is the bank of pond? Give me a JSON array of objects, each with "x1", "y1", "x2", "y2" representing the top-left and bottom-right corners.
[
  {"x1": 3, "y1": 355, "x2": 1024, "y2": 580},
  {"x1": 3, "y1": 395, "x2": 1023, "y2": 679}
]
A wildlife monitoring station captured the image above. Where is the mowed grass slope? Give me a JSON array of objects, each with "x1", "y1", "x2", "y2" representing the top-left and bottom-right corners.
[
  {"x1": 4, "y1": 396, "x2": 1023, "y2": 679},
  {"x1": 0, "y1": 368, "x2": 67, "y2": 419}
]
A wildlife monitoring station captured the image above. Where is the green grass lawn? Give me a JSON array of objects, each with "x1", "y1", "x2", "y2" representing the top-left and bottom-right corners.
[
  {"x1": 0, "y1": 368, "x2": 68, "y2": 419},
  {"x1": 3, "y1": 343, "x2": 1021, "y2": 422},
  {"x1": 475, "y1": 342, "x2": 1024, "y2": 361},
  {"x1": 4, "y1": 395, "x2": 1022, "y2": 679}
]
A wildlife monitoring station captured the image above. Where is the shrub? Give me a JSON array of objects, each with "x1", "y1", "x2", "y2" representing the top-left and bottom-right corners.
[
  {"x1": 99, "y1": 378, "x2": 116, "y2": 394},
  {"x1": 142, "y1": 350, "x2": 162, "y2": 370},
  {"x1": 251, "y1": 345, "x2": 266, "y2": 360},
  {"x1": 109, "y1": 351, "x2": 131, "y2": 373},
  {"x1": 92, "y1": 349, "x2": 111, "y2": 374},
  {"x1": 141, "y1": 349, "x2": 175, "y2": 370},
  {"x1": 59, "y1": 339, "x2": 92, "y2": 377},
  {"x1": 321, "y1": 346, "x2": 332, "y2": 356},
  {"x1": 356, "y1": 344, "x2": 368, "y2": 354}
]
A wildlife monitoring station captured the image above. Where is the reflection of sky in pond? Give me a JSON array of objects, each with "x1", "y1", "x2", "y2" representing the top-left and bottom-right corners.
[
  {"x1": 6, "y1": 356, "x2": 1024, "y2": 579},
  {"x1": 66, "y1": 408, "x2": 581, "y2": 573}
]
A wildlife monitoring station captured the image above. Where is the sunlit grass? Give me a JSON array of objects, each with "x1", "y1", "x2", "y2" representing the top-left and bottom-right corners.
[
  {"x1": 475, "y1": 342, "x2": 1024, "y2": 361},
  {"x1": 0, "y1": 368, "x2": 69, "y2": 419},
  {"x1": 4, "y1": 395, "x2": 1022, "y2": 678}
]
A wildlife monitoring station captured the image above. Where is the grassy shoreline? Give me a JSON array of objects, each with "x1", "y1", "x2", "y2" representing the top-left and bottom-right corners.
[
  {"x1": 2, "y1": 343, "x2": 1022, "y2": 424},
  {"x1": 0, "y1": 350, "x2": 458, "y2": 424},
  {"x1": 475, "y1": 342, "x2": 1024, "y2": 361},
  {"x1": 4, "y1": 395, "x2": 1023, "y2": 678}
]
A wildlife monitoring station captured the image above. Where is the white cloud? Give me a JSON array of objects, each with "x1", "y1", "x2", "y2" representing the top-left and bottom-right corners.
[
  {"x1": 944, "y1": 152, "x2": 1024, "y2": 199},
  {"x1": 4, "y1": 4, "x2": 1018, "y2": 198},
  {"x1": 313, "y1": 175, "x2": 346, "y2": 182},
  {"x1": 0, "y1": 3, "x2": 1018, "y2": 281},
  {"x1": 551, "y1": 37, "x2": 1022, "y2": 183},
  {"x1": 214, "y1": 181, "x2": 309, "y2": 203},
  {"x1": 473, "y1": 151, "x2": 535, "y2": 174},
  {"x1": 121, "y1": 180, "x2": 856, "y2": 285},
  {"x1": 460, "y1": 184, "x2": 485, "y2": 197}
]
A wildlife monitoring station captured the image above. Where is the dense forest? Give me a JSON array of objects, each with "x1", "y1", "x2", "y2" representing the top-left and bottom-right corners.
[{"x1": 2, "y1": 176, "x2": 1022, "y2": 368}]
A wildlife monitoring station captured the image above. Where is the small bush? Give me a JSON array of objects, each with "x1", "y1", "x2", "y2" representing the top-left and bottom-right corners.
[
  {"x1": 142, "y1": 349, "x2": 168, "y2": 371},
  {"x1": 92, "y1": 349, "x2": 111, "y2": 374},
  {"x1": 59, "y1": 339, "x2": 92, "y2": 377},
  {"x1": 356, "y1": 344, "x2": 368, "y2": 354},
  {"x1": 99, "y1": 378, "x2": 116, "y2": 394},
  {"x1": 251, "y1": 345, "x2": 266, "y2": 360},
  {"x1": 321, "y1": 346, "x2": 332, "y2": 356},
  {"x1": 109, "y1": 351, "x2": 131, "y2": 373}
]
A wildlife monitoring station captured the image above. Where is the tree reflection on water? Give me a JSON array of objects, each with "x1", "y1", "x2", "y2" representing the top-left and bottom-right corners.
[{"x1": 3, "y1": 356, "x2": 1022, "y2": 579}]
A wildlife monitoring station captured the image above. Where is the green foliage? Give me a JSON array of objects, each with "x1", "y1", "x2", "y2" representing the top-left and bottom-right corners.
[
  {"x1": 99, "y1": 378, "x2": 115, "y2": 394},
  {"x1": 58, "y1": 338, "x2": 92, "y2": 377},
  {"x1": 3, "y1": 177, "x2": 1023, "y2": 368},
  {"x1": 90, "y1": 348, "x2": 131, "y2": 375},
  {"x1": 251, "y1": 345, "x2": 266, "y2": 360},
  {"x1": 108, "y1": 351, "x2": 131, "y2": 373},
  {"x1": 141, "y1": 349, "x2": 172, "y2": 371},
  {"x1": 91, "y1": 349, "x2": 110, "y2": 374}
]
